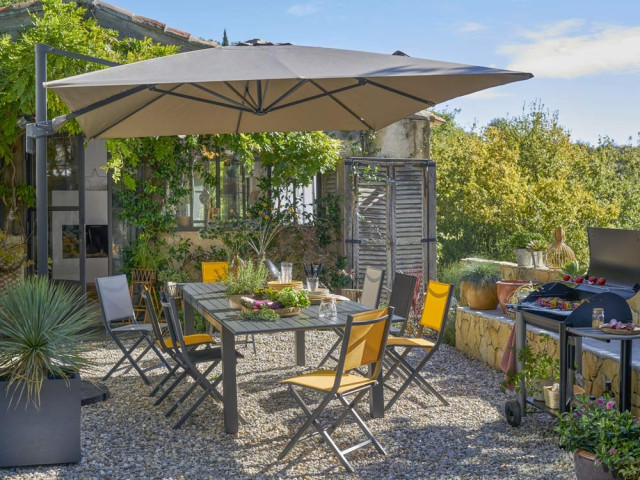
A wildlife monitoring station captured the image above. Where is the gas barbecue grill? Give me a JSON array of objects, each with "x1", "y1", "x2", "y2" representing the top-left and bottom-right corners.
[{"x1": 505, "y1": 227, "x2": 640, "y2": 426}]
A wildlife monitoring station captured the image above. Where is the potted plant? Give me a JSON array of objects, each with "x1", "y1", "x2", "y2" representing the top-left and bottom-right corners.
[
  {"x1": 527, "y1": 235, "x2": 550, "y2": 268},
  {"x1": 509, "y1": 231, "x2": 536, "y2": 267},
  {"x1": 501, "y1": 334, "x2": 559, "y2": 401},
  {"x1": 555, "y1": 394, "x2": 640, "y2": 480},
  {"x1": 225, "y1": 259, "x2": 269, "y2": 309},
  {"x1": 0, "y1": 276, "x2": 95, "y2": 467},
  {"x1": 459, "y1": 261, "x2": 500, "y2": 310}
]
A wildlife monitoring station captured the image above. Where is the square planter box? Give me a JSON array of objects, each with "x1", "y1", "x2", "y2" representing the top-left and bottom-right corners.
[{"x1": 0, "y1": 374, "x2": 81, "y2": 467}]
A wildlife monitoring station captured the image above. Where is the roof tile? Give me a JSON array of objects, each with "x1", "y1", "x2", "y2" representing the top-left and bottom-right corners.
[{"x1": 132, "y1": 14, "x2": 165, "y2": 30}]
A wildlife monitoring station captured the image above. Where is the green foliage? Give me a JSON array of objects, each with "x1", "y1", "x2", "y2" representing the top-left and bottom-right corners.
[
  {"x1": 224, "y1": 259, "x2": 268, "y2": 295},
  {"x1": 438, "y1": 262, "x2": 464, "y2": 300},
  {"x1": 561, "y1": 260, "x2": 588, "y2": 277},
  {"x1": 432, "y1": 103, "x2": 640, "y2": 267},
  {"x1": 221, "y1": 29, "x2": 229, "y2": 46},
  {"x1": 238, "y1": 307, "x2": 280, "y2": 322},
  {"x1": 501, "y1": 334, "x2": 559, "y2": 396},
  {"x1": 0, "y1": 276, "x2": 96, "y2": 407},
  {"x1": 526, "y1": 236, "x2": 549, "y2": 251},
  {"x1": 157, "y1": 268, "x2": 190, "y2": 284},
  {"x1": 508, "y1": 231, "x2": 540, "y2": 249},
  {"x1": 459, "y1": 261, "x2": 499, "y2": 287},
  {"x1": 555, "y1": 395, "x2": 640, "y2": 479},
  {"x1": 272, "y1": 287, "x2": 310, "y2": 308},
  {"x1": 123, "y1": 234, "x2": 168, "y2": 272},
  {"x1": 0, "y1": 0, "x2": 177, "y2": 220}
]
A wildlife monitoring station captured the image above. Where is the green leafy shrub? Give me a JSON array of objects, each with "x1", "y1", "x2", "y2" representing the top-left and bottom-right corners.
[
  {"x1": 459, "y1": 261, "x2": 500, "y2": 287},
  {"x1": 225, "y1": 260, "x2": 268, "y2": 295}
]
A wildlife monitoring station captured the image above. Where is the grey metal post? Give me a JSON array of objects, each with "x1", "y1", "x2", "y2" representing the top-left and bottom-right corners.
[{"x1": 35, "y1": 43, "x2": 48, "y2": 276}]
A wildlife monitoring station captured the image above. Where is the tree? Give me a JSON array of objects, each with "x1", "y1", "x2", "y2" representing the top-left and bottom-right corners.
[{"x1": 222, "y1": 29, "x2": 229, "y2": 46}]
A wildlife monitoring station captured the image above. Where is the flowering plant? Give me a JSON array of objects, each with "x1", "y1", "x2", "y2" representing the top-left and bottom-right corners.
[{"x1": 555, "y1": 394, "x2": 640, "y2": 479}]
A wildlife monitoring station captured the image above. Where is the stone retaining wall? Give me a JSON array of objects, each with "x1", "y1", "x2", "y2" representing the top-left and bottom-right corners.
[{"x1": 455, "y1": 306, "x2": 640, "y2": 417}]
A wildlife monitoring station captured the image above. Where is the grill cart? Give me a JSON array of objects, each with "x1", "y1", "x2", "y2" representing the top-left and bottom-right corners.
[{"x1": 505, "y1": 227, "x2": 640, "y2": 427}]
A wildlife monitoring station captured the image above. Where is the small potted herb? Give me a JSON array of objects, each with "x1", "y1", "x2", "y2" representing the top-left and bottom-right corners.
[
  {"x1": 158, "y1": 268, "x2": 191, "y2": 297},
  {"x1": 225, "y1": 259, "x2": 269, "y2": 309},
  {"x1": 459, "y1": 261, "x2": 500, "y2": 310},
  {"x1": 509, "y1": 231, "x2": 537, "y2": 267},
  {"x1": 527, "y1": 235, "x2": 550, "y2": 268}
]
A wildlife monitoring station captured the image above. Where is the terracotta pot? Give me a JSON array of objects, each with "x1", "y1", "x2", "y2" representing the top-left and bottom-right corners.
[
  {"x1": 461, "y1": 281, "x2": 498, "y2": 310},
  {"x1": 496, "y1": 280, "x2": 539, "y2": 313},
  {"x1": 573, "y1": 450, "x2": 616, "y2": 480}
]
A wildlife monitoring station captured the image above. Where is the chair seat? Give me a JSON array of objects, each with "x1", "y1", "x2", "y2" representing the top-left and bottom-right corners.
[
  {"x1": 283, "y1": 369, "x2": 375, "y2": 394},
  {"x1": 112, "y1": 323, "x2": 154, "y2": 333},
  {"x1": 158, "y1": 333, "x2": 214, "y2": 349},
  {"x1": 386, "y1": 336, "x2": 435, "y2": 349}
]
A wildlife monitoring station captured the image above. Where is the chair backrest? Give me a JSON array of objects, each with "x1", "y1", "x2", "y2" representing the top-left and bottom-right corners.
[
  {"x1": 418, "y1": 281, "x2": 454, "y2": 335},
  {"x1": 360, "y1": 267, "x2": 385, "y2": 309},
  {"x1": 388, "y1": 273, "x2": 418, "y2": 321},
  {"x1": 143, "y1": 289, "x2": 168, "y2": 352},
  {"x1": 160, "y1": 292, "x2": 195, "y2": 369},
  {"x1": 95, "y1": 275, "x2": 137, "y2": 328},
  {"x1": 335, "y1": 307, "x2": 393, "y2": 387},
  {"x1": 202, "y1": 262, "x2": 229, "y2": 282}
]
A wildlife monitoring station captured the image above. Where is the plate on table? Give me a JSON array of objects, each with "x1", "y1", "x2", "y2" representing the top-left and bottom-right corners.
[{"x1": 600, "y1": 325, "x2": 640, "y2": 335}]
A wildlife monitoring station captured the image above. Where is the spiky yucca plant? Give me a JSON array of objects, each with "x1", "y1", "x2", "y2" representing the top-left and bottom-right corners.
[{"x1": 0, "y1": 276, "x2": 96, "y2": 407}]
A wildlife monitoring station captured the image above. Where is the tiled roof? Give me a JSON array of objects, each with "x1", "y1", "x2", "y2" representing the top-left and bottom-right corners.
[{"x1": 0, "y1": 0, "x2": 218, "y2": 50}]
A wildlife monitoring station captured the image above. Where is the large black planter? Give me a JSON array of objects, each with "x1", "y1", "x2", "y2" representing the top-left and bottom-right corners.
[
  {"x1": 0, "y1": 374, "x2": 81, "y2": 467},
  {"x1": 574, "y1": 450, "x2": 616, "y2": 480}
]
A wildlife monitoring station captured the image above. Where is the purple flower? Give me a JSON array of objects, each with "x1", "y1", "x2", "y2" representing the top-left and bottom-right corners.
[
  {"x1": 609, "y1": 448, "x2": 617, "y2": 456},
  {"x1": 596, "y1": 398, "x2": 605, "y2": 405},
  {"x1": 606, "y1": 400, "x2": 616, "y2": 410}
]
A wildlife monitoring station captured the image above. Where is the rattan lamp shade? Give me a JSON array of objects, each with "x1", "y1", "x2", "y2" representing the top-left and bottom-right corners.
[{"x1": 546, "y1": 227, "x2": 576, "y2": 268}]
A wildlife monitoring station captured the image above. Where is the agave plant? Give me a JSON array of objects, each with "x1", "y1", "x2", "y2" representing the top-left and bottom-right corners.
[{"x1": 0, "y1": 276, "x2": 96, "y2": 407}]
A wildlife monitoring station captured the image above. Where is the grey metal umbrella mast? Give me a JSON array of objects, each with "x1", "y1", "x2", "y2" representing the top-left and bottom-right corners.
[{"x1": 33, "y1": 44, "x2": 532, "y2": 276}]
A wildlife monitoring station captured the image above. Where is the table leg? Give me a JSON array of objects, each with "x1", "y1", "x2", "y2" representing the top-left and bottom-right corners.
[
  {"x1": 619, "y1": 340, "x2": 632, "y2": 412},
  {"x1": 515, "y1": 312, "x2": 526, "y2": 414},
  {"x1": 222, "y1": 326, "x2": 238, "y2": 434},
  {"x1": 559, "y1": 327, "x2": 568, "y2": 413},
  {"x1": 295, "y1": 330, "x2": 306, "y2": 366},
  {"x1": 370, "y1": 363, "x2": 384, "y2": 418},
  {"x1": 183, "y1": 301, "x2": 195, "y2": 335}
]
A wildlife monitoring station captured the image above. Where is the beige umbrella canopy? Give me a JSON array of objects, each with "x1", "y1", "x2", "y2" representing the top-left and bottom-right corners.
[{"x1": 45, "y1": 45, "x2": 532, "y2": 139}]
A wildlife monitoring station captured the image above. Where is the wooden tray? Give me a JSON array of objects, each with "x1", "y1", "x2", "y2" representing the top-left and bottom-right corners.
[
  {"x1": 600, "y1": 326, "x2": 640, "y2": 335},
  {"x1": 268, "y1": 280, "x2": 304, "y2": 291}
]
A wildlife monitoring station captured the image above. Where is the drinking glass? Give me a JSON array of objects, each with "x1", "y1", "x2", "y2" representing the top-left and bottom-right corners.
[
  {"x1": 318, "y1": 297, "x2": 337, "y2": 319},
  {"x1": 281, "y1": 262, "x2": 293, "y2": 283},
  {"x1": 307, "y1": 277, "x2": 319, "y2": 292}
]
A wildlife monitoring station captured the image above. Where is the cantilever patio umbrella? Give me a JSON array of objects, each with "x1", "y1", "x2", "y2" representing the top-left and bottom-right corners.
[{"x1": 45, "y1": 45, "x2": 532, "y2": 139}]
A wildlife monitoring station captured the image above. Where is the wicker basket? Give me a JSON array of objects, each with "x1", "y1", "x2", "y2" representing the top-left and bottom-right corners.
[
  {"x1": 341, "y1": 288, "x2": 362, "y2": 302},
  {"x1": 544, "y1": 385, "x2": 586, "y2": 410}
]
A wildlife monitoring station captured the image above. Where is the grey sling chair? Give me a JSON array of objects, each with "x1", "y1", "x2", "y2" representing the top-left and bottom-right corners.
[
  {"x1": 142, "y1": 289, "x2": 216, "y2": 399},
  {"x1": 279, "y1": 306, "x2": 393, "y2": 473},
  {"x1": 95, "y1": 275, "x2": 170, "y2": 385},
  {"x1": 159, "y1": 292, "x2": 245, "y2": 429},
  {"x1": 387, "y1": 272, "x2": 418, "y2": 336},
  {"x1": 317, "y1": 267, "x2": 385, "y2": 368}
]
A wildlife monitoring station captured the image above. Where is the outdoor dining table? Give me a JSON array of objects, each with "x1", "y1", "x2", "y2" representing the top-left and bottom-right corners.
[{"x1": 181, "y1": 282, "x2": 390, "y2": 434}]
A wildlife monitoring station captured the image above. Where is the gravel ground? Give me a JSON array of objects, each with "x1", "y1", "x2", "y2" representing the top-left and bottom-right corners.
[{"x1": 1, "y1": 331, "x2": 575, "y2": 480}]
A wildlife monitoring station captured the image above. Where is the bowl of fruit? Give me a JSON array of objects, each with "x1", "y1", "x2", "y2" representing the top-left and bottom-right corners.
[{"x1": 600, "y1": 319, "x2": 640, "y2": 335}]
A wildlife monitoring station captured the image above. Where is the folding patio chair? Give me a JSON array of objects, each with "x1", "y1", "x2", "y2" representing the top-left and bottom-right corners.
[
  {"x1": 387, "y1": 272, "x2": 418, "y2": 336},
  {"x1": 317, "y1": 267, "x2": 385, "y2": 368},
  {"x1": 159, "y1": 292, "x2": 244, "y2": 429},
  {"x1": 143, "y1": 289, "x2": 216, "y2": 399},
  {"x1": 95, "y1": 275, "x2": 170, "y2": 385},
  {"x1": 279, "y1": 306, "x2": 393, "y2": 473},
  {"x1": 202, "y1": 261, "x2": 229, "y2": 282},
  {"x1": 383, "y1": 280, "x2": 453, "y2": 412}
]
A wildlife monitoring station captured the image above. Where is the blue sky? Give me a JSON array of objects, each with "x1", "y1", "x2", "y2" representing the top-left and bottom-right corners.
[{"x1": 112, "y1": 0, "x2": 640, "y2": 145}]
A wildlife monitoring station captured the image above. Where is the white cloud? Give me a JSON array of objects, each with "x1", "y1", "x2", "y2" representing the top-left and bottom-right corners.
[
  {"x1": 287, "y1": 3, "x2": 319, "y2": 17},
  {"x1": 500, "y1": 21, "x2": 640, "y2": 78},
  {"x1": 457, "y1": 22, "x2": 486, "y2": 33}
]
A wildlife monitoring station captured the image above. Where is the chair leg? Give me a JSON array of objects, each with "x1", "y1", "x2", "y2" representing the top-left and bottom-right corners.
[
  {"x1": 154, "y1": 370, "x2": 188, "y2": 406},
  {"x1": 150, "y1": 362, "x2": 181, "y2": 397},
  {"x1": 336, "y1": 394, "x2": 386, "y2": 455},
  {"x1": 165, "y1": 362, "x2": 220, "y2": 417},
  {"x1": 104, "y1": 334, "x2": 151, "y2": 384},
  {"x1": 385, "y1": 353, "x2": 449, "y2": 411}
]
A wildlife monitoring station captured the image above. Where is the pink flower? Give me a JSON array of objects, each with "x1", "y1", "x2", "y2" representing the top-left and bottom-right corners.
[
  {"x1": 606, "y1": 400, "x2": 616, "y2": 410},
  {"x1": 609, "y1": 448, "x2": 617, "y2": 456},
  {"x1": 596, "y1": 398, "x2": 605, "y2": 405}
]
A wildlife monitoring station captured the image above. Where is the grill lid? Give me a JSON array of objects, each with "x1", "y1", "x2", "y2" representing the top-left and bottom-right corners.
[{"x1": 587, "y1": 227, "x2": 640, "y2": 291}]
